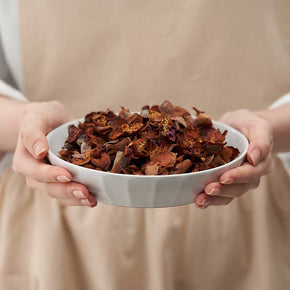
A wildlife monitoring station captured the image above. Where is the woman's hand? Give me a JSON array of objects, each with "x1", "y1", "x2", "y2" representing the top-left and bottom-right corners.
[
  {"x1": 12, "y1": 101, "x2": 97, "y2": 207},
  {"x1": 195, "y1": 109, "x2": 273, "y2": 209}
]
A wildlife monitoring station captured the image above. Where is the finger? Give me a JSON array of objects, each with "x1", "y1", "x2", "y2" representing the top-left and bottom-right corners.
[
  {"x1": 205, "y1": 180, "x2": 259, "y2": 198},
  {"x1": 219, "y1": 157, "x2": 271, "y2": 185},
  {"x1": 20, "y1": 112, "x2": 50, "y2": 159},
  {"x1": 13, "y1": 144, "x2": 72, "y2": 183},
  {"x1": 246, "y1": 118, "x2": 273, "y2": 165},
  {"x1": 57, "y1": 197, "x2": 97, "y2": 207},
  {"x1": 26, "y1": 177, "x2": 89, "y2": 199},
  {"x1": 195, "y1": 193, "x2": 233, "y2": 209},
  {"x1": 20, "y1": 101, "x2": 73, "y2": 160}
]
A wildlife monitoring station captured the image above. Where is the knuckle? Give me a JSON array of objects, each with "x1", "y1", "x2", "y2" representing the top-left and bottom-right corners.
[
  {"x1": 50, "y1": 100, "x2": 62, "y2": 107},
  {"x1": 49, "y1": 100, "x2": 64, "y2": 111},
  {"x1": 22, "y1": 125, "x2": 35, "y2": 138},
  {"x1": 263, "y1": 143, "x2": 271, "y2": 156}
]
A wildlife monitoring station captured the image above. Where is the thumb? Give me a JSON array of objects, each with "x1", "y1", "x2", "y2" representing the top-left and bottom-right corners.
[
  {"x1": 20, "y1": 111, "x2": 50, "y2": 159},
  {"x1": 246, "y1": 118, "x2": 273, "y2": 165},
  {"x1": 20, "y1": 101, "x2": 73, "y2": 159}
]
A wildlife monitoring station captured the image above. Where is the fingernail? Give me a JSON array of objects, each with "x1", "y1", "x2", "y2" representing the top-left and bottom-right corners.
[
  {"x1": 80, "y1": 199, "x2": 91, "y2": 206},
  {"x1": 72, "y1": 190, "x2": 86, "y2": 198},
  {"x1": 250, "y1": 149, "x2": 261, "y2": 166},
  {"x1": 87, "y1": 194, "x2": 96, "y2": 204},
  {"x1": 202, "y1": 200, "x2": 210, "y2": 209},
  {"x1": 34, "y1": 141, "x2": 47, "y2": 156},
  {"x1": 89, "y1": 202, "x2": 98, "y2": 208},
  {"x1": 56, "y1": 175, "x2": 71, "y2": 183},
  {"x1": 220, "y1": 178, "x2": 233, "y2": 185},
  {"x1": 198, "y1": 198, "x2": 206, "y2": 206},
  {"x1": 80, "y1": 196, "x2": 97, "y2": 207},
  {"x1": 206, "y1": 188, "x2": 220, "y2": 195}
]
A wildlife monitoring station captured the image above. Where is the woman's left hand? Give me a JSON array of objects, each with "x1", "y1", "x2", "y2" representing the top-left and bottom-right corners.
[{"x1": 195, "y1": 109, "x2": 273, "y2": 209}]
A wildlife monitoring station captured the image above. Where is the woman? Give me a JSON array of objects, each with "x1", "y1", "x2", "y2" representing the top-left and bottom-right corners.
[{"x1": 0, "y1": 1, "x2": 289, "y2": 289}]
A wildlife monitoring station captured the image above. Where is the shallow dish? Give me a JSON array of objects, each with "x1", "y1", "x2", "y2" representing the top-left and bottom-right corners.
[{"x1": 47, "y1": 119, "x2": 248, "y2": 208}]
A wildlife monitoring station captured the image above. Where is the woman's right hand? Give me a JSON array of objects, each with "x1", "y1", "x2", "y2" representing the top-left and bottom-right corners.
[{"x1": 12, "y1": 101, "x2": 97, "y2": 207}]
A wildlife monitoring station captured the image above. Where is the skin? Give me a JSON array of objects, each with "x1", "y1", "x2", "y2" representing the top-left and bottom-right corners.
[
  {"x1": 0, "y1": 96, "x2": 289, "y2": 208},
  {"x1": 0, "y1": 97, "x2": 97, "y2": 207},
  {"x1": 195, "y1": 104, "x2": 290, "y2": 209}
]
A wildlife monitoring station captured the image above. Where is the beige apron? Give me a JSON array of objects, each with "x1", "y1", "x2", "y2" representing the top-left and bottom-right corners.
[{"x1": 1, "y1": 1, "x2": 290, "y2": 289}]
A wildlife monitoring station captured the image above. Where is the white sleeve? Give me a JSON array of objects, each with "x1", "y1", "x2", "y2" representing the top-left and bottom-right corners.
[
  {"x1": 269, "y1": 92, "x2": 290, "y2": 176},
  {"x1": 0, "y1": 80, "x2": 28, "y2": 174},
  {"x1": 0, "y1": 79, "x2": 27, "y2": 102}
]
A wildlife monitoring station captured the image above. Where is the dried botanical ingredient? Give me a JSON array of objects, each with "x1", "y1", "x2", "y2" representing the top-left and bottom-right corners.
[{"x1": 59, "y1": 100, "x2": 240, "y2": 175}]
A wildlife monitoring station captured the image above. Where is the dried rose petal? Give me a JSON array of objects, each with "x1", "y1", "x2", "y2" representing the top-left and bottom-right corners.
[
  {"x1": 152, "y1": 152, "x2": 176, "y2": 168},
  {"x1": 192, "y1": 107, "x2": 212, "y2": 128},
  {"x1": 172, "y1": 159, "x2": 192, "y2": 174},
  {"x1": 111, "y1": 151, "x2": 128, "y2": 173},
  {"x1": 121, "y1": 122, "x2": 143, "y2": 134},
  {"x1": 67, "y1": 125, "x2": 81, "y2": 143},
  {"x1": 145, "y1": 163, "x2": 159, "y2": 175},
  {"x1": 77, "y1": 135, "x2": 91, "y2": 154},
  {"x1": 119, "y1": 106, "x2": 131, "y2": 118},
  {"x1": 59, "y1": 101, "x2": 239, "y2": 175},
  {"x1": 140, "y1": 105, "x2": 149, "y2": 118},
  {"x1": 104, "y1": 138, "x2": 131, "y2": 155},
  {"x1": 91, "y1": 152, "x2": 111, "y2": 170}
]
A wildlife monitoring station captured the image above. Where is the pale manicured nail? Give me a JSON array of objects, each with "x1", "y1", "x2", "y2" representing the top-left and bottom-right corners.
[
  {"x1": 80, "y1": 199, "x2": 92, "y2": 206},
  {"x1": 207, "y1": 188, "x2": 220, "y2": 195},
  {"x1": 221, "y1": 178, "x2": 233, "y2": 185},
  {"x1": 202, "y1": 200, "x2": 210, "y2": 209},
  {"x1": 72, "y1": 190, "x2": 86, "y2": 198},
  {"x1": 56, "y1": 175, "x2": 71, "y2": 183},
  {"x1": 250, "y1": 148, "x2": 261, "y2": 166},
  {"x1": 198, "y1": 198, "x2": 206, "y2": 206},
  {"x1": 34, "y1": 141, "x2": 47, "y2": 156}
]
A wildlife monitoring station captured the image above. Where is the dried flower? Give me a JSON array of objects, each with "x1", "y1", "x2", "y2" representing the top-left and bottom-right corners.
[{"x1": 59, "y1": 101, "x2": 239, "y2": 175}]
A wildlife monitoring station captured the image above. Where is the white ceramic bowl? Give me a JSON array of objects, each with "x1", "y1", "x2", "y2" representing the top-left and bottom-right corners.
[{"x1": 47, "y1": 119, "x2": 248, "y2": 208}]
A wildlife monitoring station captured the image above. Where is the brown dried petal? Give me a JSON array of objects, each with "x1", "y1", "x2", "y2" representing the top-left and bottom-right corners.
[
  {"x1": 91, "y1": 152, "x2": 111, "y2": 170},
  {"x1": 145, "y1": 163, "x2": 159, "y2": 175},
  {"x1": 67, "y1": 125, "x2": 81, "y2": 143},
  {"x1": 77, "y1": 135, "x2": 92, "y2": 154},
  {"x1": 72, "y1": 152, "x2": 91, "y2": 166},
  {"x1": 125, "y1": 113, "x2": 143, "y2": 125},
  {"x1": 160, "y1": 100, "x2": 194, "y2": 124},
  {"x1": 119, "y1": 106, "x2": 131, "y2": 118},
  {"x1": 152, "y1": 152, "x2": 176, "y2": 168},
  {"x1": 60, "y1": 101, "x2": 239, "y2": 175},
  {"x1": 132, "y1": 138, "x2": 148, "y2": 157},
  {"x1": 121, "y1": 122, "x2": 143, "y2": 134},
  {"x1": 111, "y1": 151, "x2": 128, "y2": 173},
  {"x1": 140, "y1": 105, "x2": 149, "y2": 118},
  {"x1": 208, "y1": 129, "x2": 226, "y2": 144},
  {"x1": 172, "y1": 159, "x2": 192, "y2": 174},
  {"x1": 109, "y1": 129, "x2": 124, "y2": 140},
  {"x1": 94, "y1": 125, "x2": 111, "y2": 135},
  {"x1": 192, "y1": 107, "x2": 212, "y2": 128},
  {"x1": 104, "y1": 138, "x2": 131, "y2": 155},
  {"x1": 148, "y1": 106, "x2": 163, "y2": 126}
]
